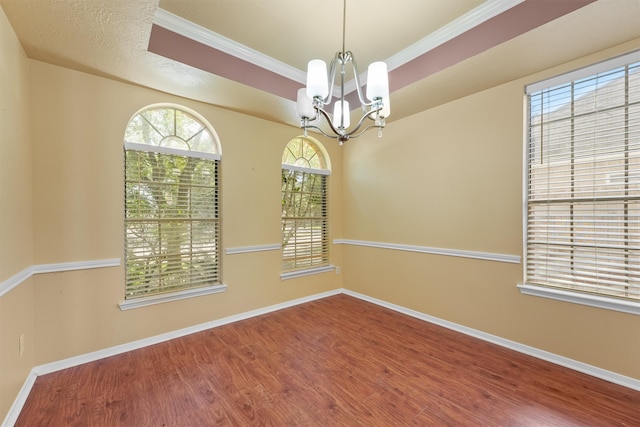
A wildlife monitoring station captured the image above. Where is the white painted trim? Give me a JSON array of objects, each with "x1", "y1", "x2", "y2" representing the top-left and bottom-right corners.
[
  {"x1": 225, "y1": 244, "x2": 281, "y2": 255},
  {"x1": 1, "y1": 371, "x2": 37, "y2": 427},
  {"x1": 0, "y1": 259, "x2": 121, "y2": 298},
  {"x1": 342, "y1": 289, "x2": 640, "y2": 392},
  {"x1": 118, "y1": 284, "x2": 228, "y2": 311},
  {"x1": 281, "y1": 164, "x2": 331, "y2": 176},
  {"x1": 386, "y1": 0, "x2": 525, "y2": 70},
  {"x1": 1, "y1": 289, "x2": 340, "y2": 425},
  {"x1": 518, "y1": 283, "x2": 640, "y2": 316},
  {"x1": 38, "y1": 289, "x2": 343, "y2": 376},
  {"x1": 5, "y1": 287, "x2": 639, "y2": 425},
  {"x1": 124, "y1": 141, "x2": 221, "y2": 161},
  {"x1": 280, "y1": 265, "x2": 335, "y2": 280},
  {"x1": 334, "y1": 239, "x2": 521, "y2": 264},
  {"x1": 153, "y1": 1, "x2": 522, "y2": 94},
  {"x1": 526, "y1": 48, "x2": 640, "y2": 94},
  {"x1": 0, "y1": 268, "x2": 32, "y2": 298},
  {"x1": 31, "y1": 259, "x2": 121, "y2": 274},
  {"x1": 153, "y1": 8, "x2": 306, "y2": 84}
]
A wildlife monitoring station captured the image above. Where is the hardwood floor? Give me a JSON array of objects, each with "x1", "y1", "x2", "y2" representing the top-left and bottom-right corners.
[{"x1": 15, "y1": 294, "x2": 640, "y2": 426}]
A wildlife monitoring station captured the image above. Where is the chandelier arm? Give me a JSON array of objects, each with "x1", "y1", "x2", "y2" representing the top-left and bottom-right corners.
[
  {"x1": 301, "y1": 106, "x2": 384, "y2": 142},
  {"x1": 344, "y1": 123, "x2": 384, "y2": 140},
  {"x1": 305, "y1": 103, "x2": 383, "y2": 139},
  {"x1": 301, "y1": 124, "x2": 340, "y2": 140},
  {"x1": 342, "y1": 105, "x2": 383, "y2": 137},
  {"x1": 315, "y1": 105, "x2": 348, "y2": 137},
  {"x1": 348, "y1": 54, "x2": 373, "y2": 110},
  {"x1": 323, "y1": 54, "x2": 340, "y2": 104}
]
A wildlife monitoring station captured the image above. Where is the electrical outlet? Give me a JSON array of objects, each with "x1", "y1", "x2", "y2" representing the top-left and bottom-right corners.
[
  {"x1": 19, "y1": 334, "x2": 25, "y2": 357},
  {"x1": 335, "y1": 266, "x2": 341, "y2": 275}
]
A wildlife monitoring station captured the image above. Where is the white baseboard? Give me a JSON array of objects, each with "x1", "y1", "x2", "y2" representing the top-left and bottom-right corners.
[
  {"x1": 1, "y1": 288, "x2": 342, "y2": 427},
  {"x1": 4, "y1": 287, "x2": 639, "y2": 426},
  {"x1": 2, "y1": 371, "x2": 37, "y2": 427},
  {"x1": 36, "y1": 288, "x2": 343, "y2": 377},
  {"x1": 342, "y1": 289, "x2": 640, "y2": 392}
]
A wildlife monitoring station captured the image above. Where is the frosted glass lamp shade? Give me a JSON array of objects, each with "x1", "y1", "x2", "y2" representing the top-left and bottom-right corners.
[
  {"x1": 296, "y1": 88, "x2": 315, "y2": 119},
  {"x1": 306, "y1": 60, "x2": 329, "y2": 99},
  {"x1": 333, "y1": 100, "x2": 350, "y2": 128},
  {"x1": 366, "y1": 62, "x2": 389, "y2": 101}
]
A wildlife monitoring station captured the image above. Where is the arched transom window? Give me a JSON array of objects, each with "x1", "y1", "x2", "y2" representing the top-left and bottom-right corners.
[
  {"x1": 281, "y1": 137, "x2": 330, "y2": 272},
  {"x1": 123, "y1": 105, "x2": 222, "y2": 300}
]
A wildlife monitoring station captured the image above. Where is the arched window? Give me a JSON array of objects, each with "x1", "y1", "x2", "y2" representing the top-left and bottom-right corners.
[
  {"x1": 123, "y1": 104, "x2": 222, "y2": 300},
  {"x1": 281, "y1": 137, "x2": 330, "y2": 273}
]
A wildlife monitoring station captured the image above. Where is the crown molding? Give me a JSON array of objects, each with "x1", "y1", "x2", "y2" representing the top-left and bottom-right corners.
[
  {"x1": 386, "y1": 0, "x2": 525, "y2": 70},
  {"x1": 153, "y1": 8, "x2": 306, "y2": 84},
  {"x1": 153, "y1": 0, "x2": 523, "y2": 95}
]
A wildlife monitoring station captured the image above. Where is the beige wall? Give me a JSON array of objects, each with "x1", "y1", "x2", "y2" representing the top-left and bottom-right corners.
[
  {"x1": 0, "y1": 17, "x2": 343, "y2": 419},
  {"x1": 28, "y1": 60, "x2": 344, "y2": 365},
  {"x1": 342, "y1": 39, "x2": 640, "y2": 380},
  {"x1": 2, "y1": 3, "x2": 640, "y2": 422},
  {"x1": 0, "y1": 6, "x2": 35, "y2": 420}
]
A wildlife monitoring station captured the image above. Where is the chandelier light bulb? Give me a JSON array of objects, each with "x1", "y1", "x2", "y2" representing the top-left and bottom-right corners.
[
  {"x1": 306, "y1": 59, "x2": 329, "y2": 99},
  {"x1": 366, "y1": 62, "x2": 389, "y2": 102},
  {"x1": 333, "y1": 100, "x2": 350, "y2": 129},
  {"x1": 296, "y1": 88, "x2": 315, "y2": 119}
]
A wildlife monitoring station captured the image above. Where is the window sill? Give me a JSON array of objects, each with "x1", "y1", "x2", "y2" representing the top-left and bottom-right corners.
[
  {"x1": 119, "y1": 283, "x2": 228, "y2": 311},
  {"x1": 517, "y1": 283, "x2": 640, "y2": 316},
  {"x1": 280, "y1": 265, "x2": 335, "y2": 280}
]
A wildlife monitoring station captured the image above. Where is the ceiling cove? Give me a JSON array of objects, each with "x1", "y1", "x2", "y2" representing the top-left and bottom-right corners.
[{"x1": 148, "y1": 0, "x2": 596, "y2": 102}]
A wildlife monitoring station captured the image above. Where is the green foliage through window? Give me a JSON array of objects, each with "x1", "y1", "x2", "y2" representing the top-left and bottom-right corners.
[
  {"x1": 124, "y1": 105, "x2": 221, "y2": 298},
  {"x1": 281, "y1": 137, "x2": 329, "y2": 272}
]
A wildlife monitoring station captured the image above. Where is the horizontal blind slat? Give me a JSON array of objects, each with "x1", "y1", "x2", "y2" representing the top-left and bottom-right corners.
[
  {"x1": 281, "y1": 168, "x2": 329, "y2": 272},
  {"x1": 125, "y1": 148, "x2": 220, "y2": 299},
  {"x1": 526, "y1": 54, "x2": 640, "y2": 301}
]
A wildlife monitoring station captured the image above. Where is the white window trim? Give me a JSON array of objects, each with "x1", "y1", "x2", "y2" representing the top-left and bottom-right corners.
[
  {"x1": 119, "y1": 283, "x2": 228, "y2": 311},
  {"x1": 281, "y1": 160, "x2": 330, "y2": 273},
  {"x1": 280, "y1": 265, "x2": 335, "y2": 280},
  {"x1": 281, "y1": 163, "x2": 331, "y2": 176},
  {"x1": 525, "y1": 49, "x2": 640, "y2": 94},
  {"x1": 518, "y1": 283, "x2": 640, "y2": 316},
  {"x1": 522, "y1": 49, "x2": 640, "y2": 313},
  {"x1": 124, "y1": 141, "x2": 221, "y2": 161},
  {"x1": 225, "y1": 243, "x2": 281, "y2": 255}
]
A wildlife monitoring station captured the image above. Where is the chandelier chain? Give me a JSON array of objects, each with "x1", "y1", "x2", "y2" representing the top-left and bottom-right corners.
[{"x1": 342, "y1": 0, "x2": 346, "y2": 55}]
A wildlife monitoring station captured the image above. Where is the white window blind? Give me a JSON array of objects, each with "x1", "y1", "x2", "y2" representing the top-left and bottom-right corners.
[
  {"x1": 125, "y1": 150, "x2": 220, "y2": 298},
  {"x1": 281, "y1": 168, "x2": 329, "y2": 271},
  {"x1": 281, "y1": 137, "x2": 330, "y2": 272},
  {"x1": 124, "y1": 105, "x2": 221, "y2": 299},
  {"x1": 525, "y1": 52, "x2": 640, "y2": 301}
]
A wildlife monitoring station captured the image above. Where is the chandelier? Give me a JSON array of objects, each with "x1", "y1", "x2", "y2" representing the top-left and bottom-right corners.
[{"x1": 295, "y1": 0, "x2": 390, "y2": 144}]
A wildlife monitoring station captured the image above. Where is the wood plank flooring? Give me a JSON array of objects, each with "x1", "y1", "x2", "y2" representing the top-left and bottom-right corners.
[{"x1": 15, "y1": 294, "x2": 640, "y2": 426}]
